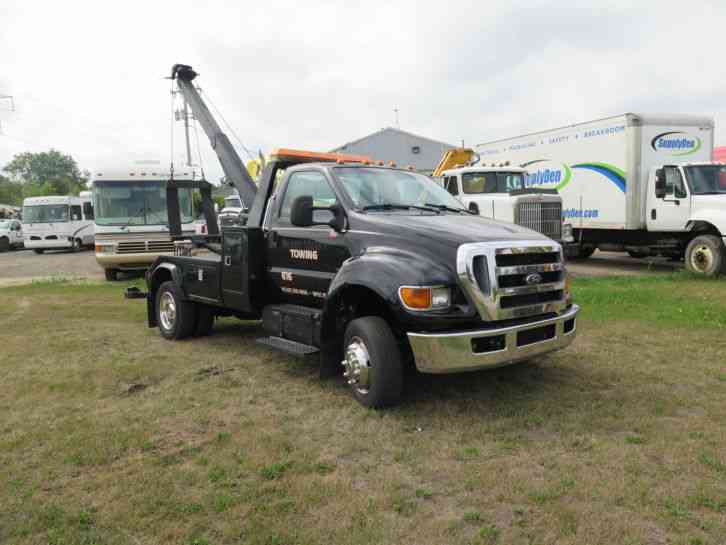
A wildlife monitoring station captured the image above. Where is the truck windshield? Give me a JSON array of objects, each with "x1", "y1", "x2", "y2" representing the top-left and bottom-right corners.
[
  {"x1": 335, "y1": 167, "x2": 465, "y2": 211},
  {"x1": 684, "y1": 165, "x2": 726, "y2": 195},
  {"x1": 93, "y1": 181, "x2": 193, "y2": 226},
  {"x1": 22, "y1": 204, "x2": 69, "y2": 223},
  {"x1": 462, "y1": 172, "x2": 525, "y2": 194}
]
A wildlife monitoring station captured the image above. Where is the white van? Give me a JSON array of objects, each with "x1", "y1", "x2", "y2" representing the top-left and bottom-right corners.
[{"x1": 22, "y1": 195, "x2": 95, "y2": 253}]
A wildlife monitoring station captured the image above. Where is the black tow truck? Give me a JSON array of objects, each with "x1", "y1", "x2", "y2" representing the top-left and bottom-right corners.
[{"x1": 127, "y1": 64, "x2": 580, "y2": 408}]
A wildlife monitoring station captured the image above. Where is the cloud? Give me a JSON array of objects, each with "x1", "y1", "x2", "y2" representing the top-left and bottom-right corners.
[{"x1": 2, "y1": 0, "x2": 726, "y2": 183}]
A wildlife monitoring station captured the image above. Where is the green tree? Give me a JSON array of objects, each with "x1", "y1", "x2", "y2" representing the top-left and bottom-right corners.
[
  {"x1": 0, "y1": 173, "x2": 24, "y2": 205},
  {"x1": 2, "y1": 149, "x2": 88, "y2": 197}
]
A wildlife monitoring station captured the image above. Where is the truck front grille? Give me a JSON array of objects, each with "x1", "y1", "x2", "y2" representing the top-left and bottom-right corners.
[
  {"x1": 515, "y1": 202, "x2": 562, "y2": 240},
  {"x1": 458, "y1": 241, "x2": 567, "y2": 321},
  {"x1": 116, "y1": 240, "x2": 174, "y2": 254}
]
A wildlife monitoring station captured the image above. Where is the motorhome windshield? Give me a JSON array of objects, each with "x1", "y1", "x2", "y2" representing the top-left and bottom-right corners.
[
  {"x1": 94, "y1": 181, "x2": 193, "y2": 226},
  {"x1": 462, "y1": 172, "x2": 525, "y2": 194},
  {"x1": 335, "y1": 167, "x2": 464, "y2": 211},
  {"x1": 22, "y1": 204, "x2": 69, "y2": 223},
  {"x1": 684, "y1": 165, "x2": 726, "y2": 195}
]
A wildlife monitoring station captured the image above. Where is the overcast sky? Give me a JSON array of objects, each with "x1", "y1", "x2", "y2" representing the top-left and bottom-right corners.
[{"x1": 2, "y1": 0, "x2": 725, "y2": 183}]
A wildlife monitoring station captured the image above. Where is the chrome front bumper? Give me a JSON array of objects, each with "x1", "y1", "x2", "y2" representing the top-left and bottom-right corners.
[{"x1": 408, "y1": 305, "x2": 579, "y2": 374}]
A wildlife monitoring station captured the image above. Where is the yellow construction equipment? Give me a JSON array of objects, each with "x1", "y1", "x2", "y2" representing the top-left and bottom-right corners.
[{"x1": 432, "y1": 148, "x2": 478, "y2": 178}]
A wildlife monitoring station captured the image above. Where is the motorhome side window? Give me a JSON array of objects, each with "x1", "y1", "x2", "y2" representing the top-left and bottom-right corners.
[
  {"x1": 665, "y1": 167, "x2": 687, "y2": 198},
  {"x1": 279, "y1": 171, "x2": 337, "y2": 223},
  {"x1": 70, "y1": 205, "x2": 82, "y2": 220},
  {"x1": 83, "y1": 201, "x2": 94, "y2": 220}
]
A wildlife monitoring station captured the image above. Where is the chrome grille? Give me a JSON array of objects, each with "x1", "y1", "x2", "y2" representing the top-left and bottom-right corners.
[
  {"x1": 457, "y1": 241, "x2": 567, "y2": 321},
  {"x1": 116, "y1": 240, "x2": 174, "y2": 254},
  {"x1": 515, "y1": 202, "x2": 562, "y2": 240}
]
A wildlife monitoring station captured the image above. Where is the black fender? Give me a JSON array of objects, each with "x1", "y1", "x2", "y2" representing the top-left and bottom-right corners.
[{"x1": 321, "y1": 246, "x2": 453, "y2": 336}]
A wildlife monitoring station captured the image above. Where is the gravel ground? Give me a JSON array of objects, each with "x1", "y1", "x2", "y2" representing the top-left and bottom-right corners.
[
  {"x1": 566, "y1": 251, "x2": 684, "y2": 277},
  {"x1": 0, "y1": 247, "x2": 105, "y2": 285}
]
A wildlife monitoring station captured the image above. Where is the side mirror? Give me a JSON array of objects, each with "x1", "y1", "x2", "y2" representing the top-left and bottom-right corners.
[
  {"x1": 655, "y1": 169, "x2": 666, "y2": 199},
  {"x1": 290, "y1": 195, "x2": 314, "y2": 227},
  {"x1": 72, "y1": 214, "x2": 80, "y2": 221},
  {"x1": 290, "y1": 195, "x2": 345, "y2": 231}
]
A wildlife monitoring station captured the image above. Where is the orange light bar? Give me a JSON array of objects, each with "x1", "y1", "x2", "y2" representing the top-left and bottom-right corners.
[{"x1": 271, "y1": 148, "x2": 373, "y2": 164}]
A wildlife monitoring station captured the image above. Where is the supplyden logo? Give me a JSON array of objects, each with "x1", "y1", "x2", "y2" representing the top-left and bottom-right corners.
[
  {"x1": 521, "y1": 160, "x2": 572, "y2": 191},
  {"x1": 651, "y1": 131, "x2": 702, "y2": 156}
]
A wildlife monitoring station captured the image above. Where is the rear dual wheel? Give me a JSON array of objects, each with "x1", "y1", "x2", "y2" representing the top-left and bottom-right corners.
[{"x1": 156, "y1": 281, "x2": 214, "y2": 340}]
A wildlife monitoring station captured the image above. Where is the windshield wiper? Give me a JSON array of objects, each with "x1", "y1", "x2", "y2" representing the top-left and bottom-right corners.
[
  {"x1": 424, "y1": 203, "x2": 474, "y2": 214},
  {"x1": 120, "y1": 207, "x2": 146, "y2": 229},
  {"x1": 361, "y1": 203, "x2": 441, "y2": 213}
]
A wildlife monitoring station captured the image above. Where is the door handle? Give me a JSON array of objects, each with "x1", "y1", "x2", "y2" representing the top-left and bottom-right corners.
[
  {"x1": 651, "y1": 209, "x2": 656, "y2": 220},
  {"x1": 224, "y1": 256, "x2": 231, "y2": 266}
]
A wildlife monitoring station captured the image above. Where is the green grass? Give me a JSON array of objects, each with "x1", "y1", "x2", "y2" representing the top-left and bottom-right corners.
[{"x1": 1, "y1": 275, "x2": 725, "y2": 544}]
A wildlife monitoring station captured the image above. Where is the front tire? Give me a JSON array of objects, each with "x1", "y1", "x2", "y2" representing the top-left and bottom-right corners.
[
  {"x1": 156, "y1": 281, "x2": 197, "y2": 340},
  {"x1": 685, "y1": 235, "x2": 725, "y2": 276},
  {"x1": 104, "y1": 268, "x2": 118, "y2": 282},
  {"x1": 0, "y1": 237, "x2": 9, "y2": 252},
  {"x1": 342, "y1": 316, "x2": 403, "y2": 408}
]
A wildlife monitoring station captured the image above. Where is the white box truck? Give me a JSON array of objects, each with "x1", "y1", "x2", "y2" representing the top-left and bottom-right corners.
[
  {"x1": 476, "y1": 113, "x2": 726, "y2": 275},
  {"x1": 22, "y1": 195, "x2": 95, "y2": 253}
]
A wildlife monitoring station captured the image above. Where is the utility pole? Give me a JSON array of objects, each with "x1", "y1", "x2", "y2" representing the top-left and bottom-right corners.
[{"x1": 0, "y1": 95, "x2": 15, "y2": 134}]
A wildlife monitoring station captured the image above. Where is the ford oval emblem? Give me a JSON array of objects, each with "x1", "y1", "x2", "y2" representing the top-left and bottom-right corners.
[{"x1": 525, "y1": 272, "x2": 543, "y2": 285}]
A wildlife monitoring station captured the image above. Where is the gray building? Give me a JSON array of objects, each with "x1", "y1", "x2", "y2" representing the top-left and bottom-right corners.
[{"x1": 332, "y1": 127, "x2": 454, "y2": 174}]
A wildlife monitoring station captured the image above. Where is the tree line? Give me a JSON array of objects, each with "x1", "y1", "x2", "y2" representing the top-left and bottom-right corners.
[{"x1": 0, "y1": 150, "x2": 89, "y2": 206}]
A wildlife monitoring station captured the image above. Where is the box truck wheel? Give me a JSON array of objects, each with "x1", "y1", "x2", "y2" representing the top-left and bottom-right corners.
[
  {"x1": 0, "y1": 237, "x2": 9, "y2": 252},
  {"x1": 104, "y1": 269, "x2": 118, "y2": 281},
  {"x1": 685, "y1": 235, "x2": 725, "y2": 276},
  {"x1": 33, "y1": 249, "x2": 44, "y2": 254},
  {"x1": 342, "y1": 316, "x2": 403, "y2": 408},
  {"x1": 156, "y1": 281, "x2": 198, "y2": 340},
  {"x1": 570, "y1": 244, "x2": 595, "y2": 260}
]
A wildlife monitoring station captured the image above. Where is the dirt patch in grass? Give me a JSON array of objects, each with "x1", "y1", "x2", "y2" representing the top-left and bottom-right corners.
[{"x1": 1, "y1": 276, "x2": 725, "y2": 544}]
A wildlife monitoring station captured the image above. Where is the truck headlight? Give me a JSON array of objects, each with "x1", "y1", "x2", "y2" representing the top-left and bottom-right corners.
[
  {"x1": 399, "y1": 286, "x2": 451, "y2": 311},
  {"x1": 95, "y1": 243, "x2": 116, "y2": 254}
]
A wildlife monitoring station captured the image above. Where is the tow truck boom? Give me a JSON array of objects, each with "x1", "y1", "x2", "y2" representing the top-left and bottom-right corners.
[{"x1": 170, "y1": 64, "x2": 258, "y2": 208}]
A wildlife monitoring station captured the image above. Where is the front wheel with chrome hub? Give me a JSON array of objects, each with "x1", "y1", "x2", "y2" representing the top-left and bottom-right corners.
[
  {"x1": 685, "y1": 235, "x2": 725, "y2": 277},
  {"x1": 342, "y1": 316, "x2": 403, "y2": 408}
]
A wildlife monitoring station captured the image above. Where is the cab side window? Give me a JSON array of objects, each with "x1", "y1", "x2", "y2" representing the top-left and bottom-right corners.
[
  {"x1": 444, "y1": 176, "x2": 459, "y2": 196},
  {"x1": 83, "y1": 201, "x2": 94, "y2": 220},
  {"x1": 462, "y1": 173, "x2": 497, "y2": 194},
  {"x1": 665, "y1": 167, "x2": 687, "y2": 199},
  {"x1": 279, "y1": 171, "x2": 337, "y2": 223}
]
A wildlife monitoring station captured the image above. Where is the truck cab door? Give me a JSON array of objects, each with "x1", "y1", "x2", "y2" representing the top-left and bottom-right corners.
[
  {"x1": 647, "y1": 166, "x2": 692, "y2": 232},
  {"x1": 266, "y1": 170, "x2": 350, "y2": 308}
]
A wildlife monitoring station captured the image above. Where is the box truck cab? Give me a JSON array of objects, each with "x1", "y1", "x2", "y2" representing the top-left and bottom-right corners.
[
  {"x1": 441, "y1": 165, "x2": 565, "y2": 242},
  {"x1": 476, "y1": 113, "x2": 726, "y2": 275},
  {"x1": 91, "y1": 168, "x2": 196, "y2": 281},
  {"x1": 22, "y1": 195, "x2": 94, "y2": 253}
]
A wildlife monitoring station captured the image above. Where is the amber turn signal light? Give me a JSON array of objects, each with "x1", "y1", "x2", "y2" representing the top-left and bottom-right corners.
[{"x1": 399, "y1": 287, "x2": 432, "y2": 310}]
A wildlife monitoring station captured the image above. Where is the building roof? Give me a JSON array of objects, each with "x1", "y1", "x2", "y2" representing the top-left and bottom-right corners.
[{"x1": 332, "y1": 127, "x2": 455, "y2": 172}]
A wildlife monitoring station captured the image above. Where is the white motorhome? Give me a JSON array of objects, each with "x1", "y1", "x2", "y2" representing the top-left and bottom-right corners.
[
  {"x1": 91, "y1": 168, "x2": 196, "y2": 281},
  {"x1": 440, "y1": 165, "x2": 565, "y2": 241},
  {"x1": 476, "y1": 113, "x2": 726, "y2": 275},
  {"x1": 22, "y1": 195, "x2": 95, "y2": 253}
]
